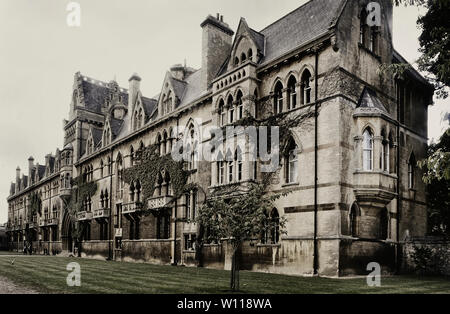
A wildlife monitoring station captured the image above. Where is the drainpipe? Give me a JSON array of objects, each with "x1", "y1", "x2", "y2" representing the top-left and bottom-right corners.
[
  {"x1": 313, "y1": 48, "x2": 319, "y2": 276},
  {"x1": 396, "y1": 84, "x2": 401, "y2": 273},
  {"x1": 172, "y1": 115, "x2": 180, "y2": 265},
  {"x1": 108, "y1": 149, "x2": 113, "y2": 260}
]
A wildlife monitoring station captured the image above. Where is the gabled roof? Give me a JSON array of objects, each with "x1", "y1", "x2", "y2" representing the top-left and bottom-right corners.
[
  {"x1": 91, "y1": 128, "x2": 103, "y2": 145},
  {"x1": 80, "y1": 78, "x2": 128, "y2": 113},
  {"x1": 393, "y1": 50, "x2": 433, "y2": 89},
  {"x1": 169, "y1": 77, "x2": 187, "y2": 102},
  {"x1": 141, "y1": 97, "x2": 158, "y2": 118},
  {"x1": 259, "y1": 0, "x2": 346, "y2": 65},
  {"x1": 357, "y1": 87, "x2": 387, "y2": 112},
  {"x1": 110, "y1": 118, "x2": 124, "y2": 138},
  {"x1": 37, "y1": 165, "x2": 46, "y2": 180}
]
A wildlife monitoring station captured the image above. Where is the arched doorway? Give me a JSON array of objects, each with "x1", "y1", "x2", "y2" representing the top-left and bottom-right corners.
[{"x1": 61, "y1": 211, "x2": 73, "y2": 252}]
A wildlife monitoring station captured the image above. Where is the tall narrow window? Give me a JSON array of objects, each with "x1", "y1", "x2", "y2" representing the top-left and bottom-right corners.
[
  {"x1": 227, "y1": 96, "x2": 234, "y2": 124},
  {"x1": 285, "y1": 137, "x2": 299, "y2": 184},
  {"x1": 349, "y1": 204, "x2": 359, "y2": 237},
  {"x1": 235, "y1": 148, "x2": 243, "y2": 182},
  {"x1": 192, "y1": 190, "x2": 197, "y2": 220},
  {"x1": 362, "y1": 129, "x2": 374, "y2": 171},
  {"x1": 219, "y1": 99, "x2": 226, "y2": 126},
  {"x1": 248, "y1": 49, "x2": 253, "y2": 61},
  {"x1": 218, "y1": 161, "x2": 225, "y2": 185},
  {"x1": 228, "y1": 159, "x2": 234, "y2": 183},
  {"x1": 301, "y1": 70, "x2": 312, "y2": 105},
  {"x1": 287, "y1": 76, "x2": 297, "y2": 110},
  {"x1": 270, "y1": 209, "x2": 280, "y2": 244},
  {"x1": 408, "y1": 153, "x2": 416, "y2": 189},
  {"x1": 379, "y1": 209, "x2": 389, "y2": 240},
  {"x1": 185, "y1": 193, "x2": 191, "y2": 220},
  {"x1": 274, "y1": 82, "x2": 283, "y2": 114},
  {"x1": 360, "y1": 9, "x2": 368, "y2": 46},
  {"x1": 236, "y1": 90, "x2": 244, "y2": 120}
]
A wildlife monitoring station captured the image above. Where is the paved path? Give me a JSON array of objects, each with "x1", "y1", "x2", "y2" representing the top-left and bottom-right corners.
[{"x1": 0, "y1": 276, "x2": 38, "y2": 294}]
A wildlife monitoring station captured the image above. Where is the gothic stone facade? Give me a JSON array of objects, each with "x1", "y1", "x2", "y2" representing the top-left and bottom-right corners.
[{"x1": 5, "y1": 0, "x2": 433, "y2": 277}]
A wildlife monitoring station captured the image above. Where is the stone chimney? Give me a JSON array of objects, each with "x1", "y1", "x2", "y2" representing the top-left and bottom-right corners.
[
  {"x1": 15, "y1": 166, "x2": 20, "y2": 193},
  {"x1": 128, "y1": 73, "x2": 141, "y2": 113},
  {"x1": 200, "y1": 14, "x2": 234, "y2": 90},
  {"x1": 28, "y1": 156, "x2": 34, "y2": 183}
]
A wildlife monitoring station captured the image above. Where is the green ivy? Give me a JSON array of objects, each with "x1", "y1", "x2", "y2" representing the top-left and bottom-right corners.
[
  {"x1": 28, "y1": 192, "x2": 42, "y2": 222},
  {"x1": 123, "y1": 144, "x2": 196, "y2": 209}
]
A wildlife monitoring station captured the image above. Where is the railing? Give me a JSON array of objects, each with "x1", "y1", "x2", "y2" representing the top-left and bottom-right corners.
[
  {"x1": 77, "y1": 211, "x2": 93, "y2": 221},
  {"x1": 39, "y1": 219, "x2": 46, "y2": 227},
  {"x1": 122, "y1": 202, "x2": 143, "y2": 215},
  {"x1": 93, "y1": 208, "x2": 110, "y2": 219},
  {"x1": 147, "y1": 196, "x2": 173, "y2": 210},
  {"x1": 47, "y1": 218, "x2": 59, "y2": 226}
]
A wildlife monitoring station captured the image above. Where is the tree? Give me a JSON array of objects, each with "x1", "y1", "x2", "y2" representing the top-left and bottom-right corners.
[
  {"x1": 416, "y1": 0, "x2": 450, "y2": 98},
  {"x1": 381, "y1": 0, "x2": 449, "y2": 98},
  {"x1": 195, "y1": 182, "x2": 288, "y2": 291},
  {"x1": 419, "y1": 128, "x2": 450, "y2": 236}
]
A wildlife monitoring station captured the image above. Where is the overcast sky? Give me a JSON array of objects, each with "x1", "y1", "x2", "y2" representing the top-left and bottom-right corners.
[{"x1": 0, "y1": 0, "x2": 449, "y2": 223}]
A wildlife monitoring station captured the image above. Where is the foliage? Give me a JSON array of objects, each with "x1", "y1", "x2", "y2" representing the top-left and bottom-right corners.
[
  {"x1": 381, "y1": 0, "x2": 449, "y2": 99},
  {"x1": 64, "y1": 176, "x2": 98, "y2": 241},
  {"x1": 416, "y1": 0, "x2": 450, "y2": 98},
  {"x1": 411, "y1": 245, "x2": 446, "y2": 275},
  {"x1": 28, "y1": 192, "x2": 42, "y2": 222},
  {"x1": 122, "y1": 144, "x2": 196, "y2": 209},
  {"x1": 419, "y1": 128, "x2": 450, "y2": 236}
]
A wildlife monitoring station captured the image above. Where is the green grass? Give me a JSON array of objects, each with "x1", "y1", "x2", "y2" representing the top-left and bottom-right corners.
[{"x1": 0, "y1": 255, "x2": 449, "y2": 294}]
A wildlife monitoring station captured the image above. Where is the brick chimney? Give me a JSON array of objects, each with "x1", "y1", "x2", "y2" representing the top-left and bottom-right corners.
[
  {"x1": 200, "y1": 14, "x2": 234, "y2": 90},
  {"x1": 28, "y1": 156, "x2": 34, "y2": 183}
]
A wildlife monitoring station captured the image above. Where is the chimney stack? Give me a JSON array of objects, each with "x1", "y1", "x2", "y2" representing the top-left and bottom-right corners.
[
  {"x1": 16, "y1": 166, "x2": 20, "y2": 180},
  {"x1": 28, "y1": 156, "x2": 34, "y2": 182},
  {"x1": 128, "y1": 73, "x2": 141, "y2": 112},
  {"x1": 200, "y1": 14, "x2": 234, "y2": 90}
]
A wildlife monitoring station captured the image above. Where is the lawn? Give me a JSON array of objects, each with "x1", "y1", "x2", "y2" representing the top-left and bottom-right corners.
[{"x1": 0, "y1": 255, "x2": 449, "y2": 294}]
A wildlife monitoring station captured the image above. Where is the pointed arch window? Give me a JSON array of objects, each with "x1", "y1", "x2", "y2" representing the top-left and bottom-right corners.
[
  {"x1": 287, "y1": 76, "x2": 297, "y2": 110},
  {"x1": 130, "y1": 146, "x2": 135, "y2": 166},
  {"x1": 379, "y1": 208, "x2": 389, "y2": 240},
  {"x1": 227, "y1": 95, "x2": 234, "y2": 124},
  {"x1": 360, "y1": 8, "x2": 368, "y2": 46},
  {"x1": 235, "y1": 147, "x2": 243, "y2": 182},
  {"x1": 274, "y1": 81, "x2": 283, "y2": 114},
  {"x1": 301, "y1": 70, "x2": 312, "y2": 105},
  {"x1": 408, "y1": 153, "x2": 416, "y2": 189},
  {"x1": 218, "y1": 99, "x2": 226, "y2": 126},
  {"x1": 362, "y1": 129, "x2": 374, "y2": 171},
  {"x1": 241, "y1": 52, "x2": 247, "y2": 63},
  {"x1": 284, "y1": 137, "x2": 299, "y2": 184},
  {"x1": 349, "y1": 204, "x2": 360, "y2": 237},
  {"x1": 248, "y1": 49, "x2": 253, "y2": 61},
  {"x1": 236, "y1": 90, "x2": 244, "y2": 120}
]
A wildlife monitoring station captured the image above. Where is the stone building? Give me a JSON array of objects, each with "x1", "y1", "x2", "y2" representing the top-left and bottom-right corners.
[{"x1": 5, "y1": 0, "x2": 433, "y2": 276}]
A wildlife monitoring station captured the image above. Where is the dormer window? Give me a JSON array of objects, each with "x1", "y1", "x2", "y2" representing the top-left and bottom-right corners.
[
  {"x1": 241, "y1": 53, "x2": 247, "y2": 63},
  {"x1": 248, "y1": 49, "x2": 253, "y2": 61},
  {"x1": 234, "y1": 57, "x2": 239, "y2": 66}
]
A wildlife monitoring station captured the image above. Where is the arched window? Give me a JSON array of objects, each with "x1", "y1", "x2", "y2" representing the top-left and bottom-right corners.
[
  {"x1": 362, "y1": 129, "x2": 374, "y2": 171},
  {"x1": 235, "y1": 147, "x2": 243, "y2": 182},
  {"x1": 168, "y1": 128, "x2": 174, "y2": 154},
  {"x1": 270, "y1": 209, "x2": 280, "y2": 244},
  {"x1": 107, "y1": 157, "x2": 112, "y2": 175},
  {"x1": 274, "y1": 81, "x2": 283, "y2": 114},
  {"x1": 163, "y1": 131, "x2": 168, "y2": 155},
  {"x1": 349, "y1": 204, "x2": 360, "y2": 237},
  {"x1": 135, "y1": 180, "x2": 142, "y2": 203},
  {"x1": 130, "y1": 146, "x2": 134, "y2": 166},
  {"x1": 287, "y1": 76, "x2": 297, "y2": 110},
  {"x1": 381, "y1": 129, "x2": 389, "y2": 173},
  {"x1": 379, "y1": 208, "x2": 389, "y2": 240},
  {"x1": 227, "y1": 149, "x2": 234, "y2": 183},
  {"x1": 157, "y1": 133, "x2": 162, "y2": 156},
  {"x1": 301, "y1": 70, "x2": 312, "y2": 105},
  {"x1": 227, "y1": 95, "x2": 234, "y2": 124},
  {"x1": 360, "y1": 8, "x2": 368, "y2": 46},
  {"x1": 248, "y1": 49, "x2": 253, "y2": 61},
  {"x1": 389, "y1": 132, "x2": 395, "y2": 173},
  {"x1": 100, "y1": 160, "x2": 104, "y2": 178},
  {"x1": 408, "y1": 153, "x2": 416, "y2": 189},
  {"x1": 218, "y1": 99, "x2": 226, "y2": 126},
  {"x1": 285, "y1": 137, "x2": 299, "y2": 184},
  {"x1": 217, "y1": 151, "x2": 225, "y2": 185},
  {"x1": 234, "y1": 57, "x2": 239, "y2": 66},
  {"x1": 236, "y1": 90, "x2": 244, "y2": 120},
  {"x1": 241, "y1": 52, "x2": 247, "y2": 63}
]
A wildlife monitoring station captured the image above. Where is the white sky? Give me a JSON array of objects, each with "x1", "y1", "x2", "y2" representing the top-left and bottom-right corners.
[{"x1": 0, "y1": 0, "x2": 448, "y2": 223}]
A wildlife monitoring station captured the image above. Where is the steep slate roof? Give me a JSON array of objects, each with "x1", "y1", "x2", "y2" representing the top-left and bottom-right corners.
[
  {"x1": 92, "y1": 128, "x2": 103, "y2": 145},
  {"x1": 178, "y1": 69, "x2": 209, "y2": 108},
  {"x1": 142, "y1": 97, "x2": 158, "y2": 119},
  {"x1": 80, "y1": 79, "x2": 129, "y2": 114},
  {"x1": 110, "y1": 118, "x2": 124, "y2": 138},
  {"x1": 169, "y1": 77, "x2": 188, "y2": 103},
  {"x1": 259, "y1": 0, "x2": 346, "y2": 65},
  {"x1": 357, "y1": 87, "x2": 387, "y2": 112},
  {"x1": 249, "y1": 28, "x2": 265, "y2": 53},
  {"x1": 37, "y1": 165, "x2": 46, "y2": 180}
]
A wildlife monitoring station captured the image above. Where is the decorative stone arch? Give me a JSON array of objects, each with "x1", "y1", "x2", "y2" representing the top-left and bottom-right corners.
[
  {"x1": 361, "y1": 123, "x2": 376, "y2": 136},
  {"x1": 298, "y1": 64, "x2": 315, "y2": 79},
  {"x1": 270, "y1": 77, "x2": 284, "y2": 93},
  {"x1": 283, "y1": 70, "x2": 300, "y2": 86},
  {"x1": 348, "y1": 202, "x2": 361, "y2": 237},
  {"x1": 233, "y1": 87, "x2": 245, "y2": 99},
  {"x1": 282, "y1": 131, "x2": 303, "y2": 155},
  {"x1": 61, "y1": 210, "x2": 74, "y2": 252}
]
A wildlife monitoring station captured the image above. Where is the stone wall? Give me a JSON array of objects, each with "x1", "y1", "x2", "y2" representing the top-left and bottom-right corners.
[{"x1": 402, "y1": 237, "x2": 450, "y2": 276}]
